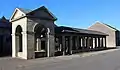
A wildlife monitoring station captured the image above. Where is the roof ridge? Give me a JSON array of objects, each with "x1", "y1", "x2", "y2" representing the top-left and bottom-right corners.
[
  {"x1": 56, "y1": 26, "x2": 108, "y2": 36},
  {"x1": 94, "y1": 21, "x2": 119, "y2": 31},
  {"x1": 103, "y1": 23, "x2": 119, "y2": 31},
  {"x1": 59, "y1": 26, "x2": 108, "y2": 35}
]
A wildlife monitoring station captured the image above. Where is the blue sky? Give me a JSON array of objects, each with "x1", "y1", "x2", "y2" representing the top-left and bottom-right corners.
[{"x1": 0, "y1": 0, "x2": 120, "y2": 29}]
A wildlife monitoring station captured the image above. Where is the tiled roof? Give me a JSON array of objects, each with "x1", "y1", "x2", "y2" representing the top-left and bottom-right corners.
[{"x1": 55, "y1": 26, "x2": 108, "y2": 36}]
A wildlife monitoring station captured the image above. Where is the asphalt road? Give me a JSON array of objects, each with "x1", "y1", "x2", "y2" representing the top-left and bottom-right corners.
[{"x1": 1, "y1": 50, "x2": 120, "y2": 70}]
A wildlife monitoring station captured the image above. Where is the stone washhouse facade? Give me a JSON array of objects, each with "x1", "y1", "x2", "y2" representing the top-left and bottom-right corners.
[{"x1": 8, "y1": 6, "x2": 119, "y2": 59}]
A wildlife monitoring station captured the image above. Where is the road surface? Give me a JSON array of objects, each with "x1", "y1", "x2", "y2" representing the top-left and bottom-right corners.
[{"x1": 0, "y1": 49, "x2": 120, "y2": 70}]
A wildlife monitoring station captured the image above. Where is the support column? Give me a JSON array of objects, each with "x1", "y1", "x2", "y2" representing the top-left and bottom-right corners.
[
  {"x1": 91, "y1": 37, "x2": 93, "y2": 49},
  {"x1": 62, "y1": 36, "x2": 65, "y2": 55},
  {"x1": 69, "y1": 36, "x2": 73, "y2": 55},
  {"x1": 11, "y1": 33, "x2": 17, "y2": 57},
  {"x1": 80, "y1": 38, "x2": 82, "y2": 48},
  {"x1": 25, "y1": 31, "x2": 35, "y2": 59},
  {"x1": 101, "y1": 38, "x2": 104, "y2": 48},
  {"x1": 85, "y1": 37, "x2": 87, "y2": 48},
  {"x1": 105, "y1": 37, "x2": 107, "y2": 48},
  {"x1": 47, "y1": 29, "x2": 50, "y2": 57},
  {"x1": 59, "y1": 36, "x2": 62, "y2": 51},
  {"x1": 65, "y1": 36, "x2": 67, "y2": 54},
  {"x1": 86, "y1": 37, "x2": 88, "y2": 48},
  {"x1": 37, "y1": 38, "x2": 41, "y2": 51},
  {"x1": 87, "y1": 37, "x2": 90, "y2": 49},
  {"x1": 93, "y1": 38, "x2": 95, "y2": 49},
  {"x1": 47, "y1": 28, "x2": 55, "y2": 57},
  {"x1": 75, "y1": 36, "x2": 77, "y2": 50},
  {"x1": 76, "y1": 36, "x2": 79, "y2": 50},
  {"x1": 95, "y1": 37, "x2": 97, "y2": 48},
  {"x1": 98, "y1": 37, "x2": 100, "y2": 48},
  {"x1": 86, "y1": 37, "x2": 89, "y2": 51},
  {"x1": 79, "y1": 37, "x2": 81, "y2": 49},
  {"x1": 82, "y1": 37, "x2": 85, "y2": 49}
]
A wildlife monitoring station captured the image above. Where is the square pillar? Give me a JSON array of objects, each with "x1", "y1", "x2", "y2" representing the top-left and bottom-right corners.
[
  {"x1": 87, "y1": 37, "x2": 90, "y2": 49},
  {"x1": 85, "y1": 37, "x2": 88, "y2": 48},
  {"x1": 101, "y1": 38, "x2": 104, "y2": 48},
  {"x1": 95, "y1": 37, "x2": 97, "y2": 48},
  {"x1": 98, "y1": 37, "x2": 100, "y2": 48},
  {"x1": 47, "y1": 35, "x2": 55, "y2": 57},
  {"x1": 105, "y1": 37, "x2": 107, "y2": 48},
  {"x1": 82, "y1": 37, "x2": 85, "y2": 49},
  {"x1": 69, "y1": 36, "x2": 73, "y2": 55},
  {"x1": 91, "y1": 37, "x2": 93, "y2": 49},
  {"x1": 76, "y1": 36, "x2": 79, "y2": 50},
  {"x1": 26, "y1": 32, "x2": 35, "y2": 59},
  {"x1": 79, "y1": 37, "x2": 81, "y2": 49},
  {"x1": 75, "y1": 36, "x2": 77, "y2": 50},
  {"x1": 93, "y1": 38, "x2": 95, "y2": 49},
  {"x1": 11, "y1": 33, "x2": 17, "y2": 57},
  {"x1": 62, "y1": 36, "x2": 65, "y2": 55}
]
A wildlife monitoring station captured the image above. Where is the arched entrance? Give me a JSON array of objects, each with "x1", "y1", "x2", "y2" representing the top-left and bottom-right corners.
[
  {"x1": 34, "y1": 24, "x2": 47, "y2": 58},
  {"x1": 15, "y1": 25, "x2": 23, "y2": 57}
]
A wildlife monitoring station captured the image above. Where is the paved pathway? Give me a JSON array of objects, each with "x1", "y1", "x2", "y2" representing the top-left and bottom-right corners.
[{"x1": 0, "y1": 49, "x2": 119, "y2": 70}]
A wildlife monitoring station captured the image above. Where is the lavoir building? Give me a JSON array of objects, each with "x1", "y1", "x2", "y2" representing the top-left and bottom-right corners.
[{"x1": 10, "y1": 6, "x2": 110, "y2": 59}]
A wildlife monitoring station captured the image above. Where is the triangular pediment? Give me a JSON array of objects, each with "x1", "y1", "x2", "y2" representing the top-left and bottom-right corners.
[
  {"x1": 10, "y1": 8, "x2": 26, "y2": 21},
  {"x1": 88, "y1": 21, "x2": 118, "y2": 31}
]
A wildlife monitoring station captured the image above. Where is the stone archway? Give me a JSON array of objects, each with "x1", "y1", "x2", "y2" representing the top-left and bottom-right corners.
[
  {"x1": 34, "y1": 24, "x2": 48, "y2": 58},
  {"x1": 15, "y1": 25, "x2": 23, "y2": 57}
]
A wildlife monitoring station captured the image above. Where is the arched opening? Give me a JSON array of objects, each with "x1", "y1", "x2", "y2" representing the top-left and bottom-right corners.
[
  {"x1": 34, "y1": 24, "x2": 47, "y2": 58},
  {"x1": 15, "y1": 25, "x2": 23, "y2": 53}
]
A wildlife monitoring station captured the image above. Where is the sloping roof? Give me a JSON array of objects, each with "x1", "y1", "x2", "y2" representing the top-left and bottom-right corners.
[
  {"x1": 0, "y1": 16, "x2": 9, "y2": 23},
  {"x1": 55, "y1": 26, "x2": 108, "y2": 36},
  {"x1": 17, "y1": 8, "x2": 32, "y2": 14},
  {"x1": 95, "y1": 21, "x2": 119, "y2": 31},
  {"x1": 17, "y1": 6, "x2": 57, "y2": 21},
  {"x1": 28, "y1": 6, "x2": 57, "y2": 20},
  {"x1": 104, "y1": 23, "x2": 119, "y2": 31},
  {"x1": 0, "y1": 16, "x2": 11, "y2": 28}
]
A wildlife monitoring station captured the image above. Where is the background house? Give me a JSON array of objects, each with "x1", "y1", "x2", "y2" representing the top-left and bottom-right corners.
[
  {"x1": 88, "y1": 21, "x2": 120, "y2": 48},
  {"x1": 0, "y1": 16, "x2": 12, "y2": 56}
]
